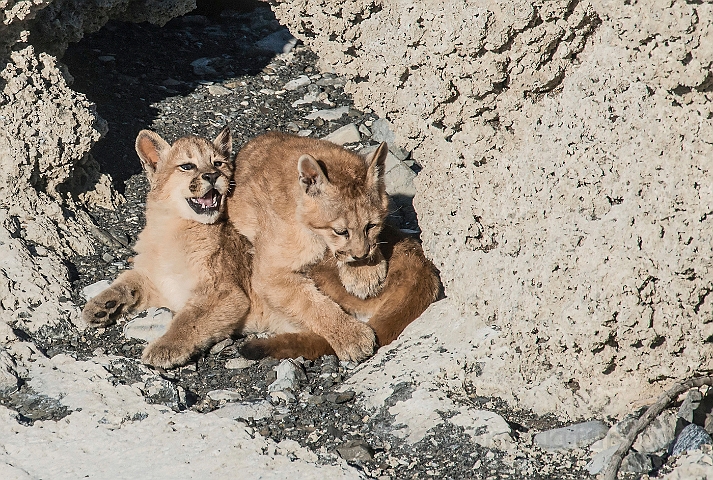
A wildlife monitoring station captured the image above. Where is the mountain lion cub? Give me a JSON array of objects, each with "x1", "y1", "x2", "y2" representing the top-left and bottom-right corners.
[
  {"x1": 82, "y1": 127, "x2": 253, "y2": 368},
  {"x1": 229, "y1": 132, "x2": 440, "y2": 362}
]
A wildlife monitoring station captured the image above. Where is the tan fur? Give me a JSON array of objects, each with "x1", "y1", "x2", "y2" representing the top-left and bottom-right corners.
[
  {"x1": 247, "y1": 225, "x2": 442, "y2": 359},
  {"x1": 229, "y1": 132, "x2": 390, "y2": 361},
  {"x1": 82, "y1": 127, "x2": 255, "y2": 369}
]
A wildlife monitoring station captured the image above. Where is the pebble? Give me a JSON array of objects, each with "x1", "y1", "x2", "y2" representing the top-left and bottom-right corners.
[
  {"x1": 679, "y1": 389, "x2": 704, "y2": 423},
  {"x1": 283, "y1": 75, "x2": 311, "y2": 91},
  {"x1": 123, "y1": 307, "x2": 172, "y2": 342},
  {"x1": 207, "y1": 389, "x2": 242, "y2": 402},
  {"x1": 297, "y1": 129, "x2": 313, "y2": 137},
  {"x1": 315, "y1": 76, "x2": 346, "y2": 87},
  {"x1": 209, "y1": 338, "x2": 233, "y2": 354},
  {"x1": 81, "y1": 279, "x2": 111, "y2": 300},
  {"x1": 323, "y1": 123, "x2": 360, "y2": 145},
  {"x1": 102, "y1": 253, "x2": 114, "y2": 263},
  {"x1": 267, "y1": 359, "x2": 304, "y2": 393},
  {"x1": 225, "y1": 357, "x2": 255, "y2": 370},
  {"x1": 324, "y1": 390, "x2": 356, "y2": 404},
  {"x1": 305, "y1": 106, "x2": 349, "y2": 121},
  {"x1": 358, "y1": 123, "x2": 372, "y2": 136},
  {"x1": 256, "y1": 28, "x2": 298, "y2": 54},
  {"x1": 162, "y1": 78, "x2": 183, "y2": 87},
  {"x1": 671, "y1": 424, "x2": 713, "y2": 456},
  {"x1": 207, "y1": 85, "x2": 232, "y2": 96},
  {"x1": 190, "y1": 57, "x2": 218, "y2": 76},
  {"x1": 97, "y1": 55, "x2": 115, "y2": 62},
  {"x1": 370, "y1": 118, "x2": 411, "y2": 160},
  {"x1": 337, "y1": 440, "x2": 375, "y2": 462},
  {"x1": 210, "y1": 399, "x2": 275, "y2": 421},
  {"x1": 534, "y1": 420, "x2": 609, "y2": 451}
]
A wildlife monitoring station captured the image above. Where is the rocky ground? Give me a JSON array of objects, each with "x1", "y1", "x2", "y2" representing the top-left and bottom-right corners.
[{"x1": 4, "y1": 4, "x2": 712, "y2": 479}]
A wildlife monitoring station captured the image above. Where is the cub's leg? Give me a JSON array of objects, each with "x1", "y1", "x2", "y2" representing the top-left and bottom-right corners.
[
  {"x1": 240, "y1": 331, "x2": 335, "y2": 360},
  {"x1": 251, "y1": 259, "x2": 376, "y2": 362},
  {"x1": 142, "y1": 289, "x2": 250, "y2": 369},
  {"x1": 82, "y1": 270, "x2": 157, "y2": 327}
]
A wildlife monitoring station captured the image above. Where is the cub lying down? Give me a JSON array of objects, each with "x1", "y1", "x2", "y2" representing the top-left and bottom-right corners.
[{"x1": 82, "y1": 127, "x2": 254, "y2": 368}]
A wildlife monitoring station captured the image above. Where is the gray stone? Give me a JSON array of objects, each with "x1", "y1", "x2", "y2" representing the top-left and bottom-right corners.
[
  {"x1": 586, "y1": 445, "x2": 653, "y2": 475},
  {"x1": 225, "y1": 357, "x2": 255, "y2": 370},
  {"x1": 384, "y1": 161, "x2": 417, "y2": 198},
  {"x1": 81, "y1": 280, "x2": 111, "y2": 300},
  {"x1": 358, "y1": 123, "x2": 372, "y2": 137},
  {"x1": 123, "y1": 308, "x2": 172, "y2": 342},
  {"x1": 101, "y1": 252, "x2": 113, "y2": 262},
  {"x1": 336, "y1": 440, "x2": 374, "y2": 462},
  {"x1": 679, "y1": 390, "x2": 704, "y2": 423},
  {"x1": 268, "y1": 359, "x2": 304, "y2": 393},
  {"x1": 671, "y1": 424, "x2": 713, "y2": 456},
  {"x1": 323, "y1": 123, "x2": 360, "y2": 145},
  {"x1": 297, "y1": 129, "x2": 313, "y2": 137},
  {"x1": 190, "y1": 57, "x2": 218, "y2": 76},
  {"x1": 256, "y1": 28, "x2": 298, "y2": 54},
  {"x1": 633, "y1": 409, "x2": 677, "y2": 453},
  {"x1": 0, "y1": 350, "x2": 19, "y2": 396},
  {"x1": 207, "y1": 85, "x2": 231, "y2": 96},
  {"x1": 210, "y1": 400, "x2": 275, "y2": 421},
  {"x1": 283, "y1": 75, "x2": 311, "y2": 91},
  {"x1": 534, "y1": 420, "x2": 609, "y2": 451},
  {"x1": 207, "y1": 389, "x2": 242, "y2": 402},
  {"x1": 370, "y1": 118, "x2": 410, "y2": 160},
  {"x1": 305, "y1": 106, "x2": 349, "y2": 121},
  {"x1": 209, "y1": 338, "x2": 233, "y2": 355},
  {"x1": 97, "y1": 55, "x2": 115, "y2": 62}
]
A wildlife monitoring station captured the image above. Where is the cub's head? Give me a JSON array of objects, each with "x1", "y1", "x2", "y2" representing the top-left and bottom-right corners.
[
  {"x1": 297, "y1": 142, "x2": 389, "y2": 265},
  {"x1": 135, "y1": 126, "x2": 234, "y2": 224}
]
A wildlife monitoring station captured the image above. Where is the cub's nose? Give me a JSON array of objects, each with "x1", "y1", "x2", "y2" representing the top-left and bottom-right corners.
[
  {"x1": 352, "y1": 252, "x2": 370, "y2": 261},
  {"x1": 202, "y1": 172, "x2": 220, "y2": 184}
]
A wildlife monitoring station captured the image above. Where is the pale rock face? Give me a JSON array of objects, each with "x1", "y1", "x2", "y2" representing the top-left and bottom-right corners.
[{"x1": 272, "y1": 0, "x2": 713, "y2": 419}]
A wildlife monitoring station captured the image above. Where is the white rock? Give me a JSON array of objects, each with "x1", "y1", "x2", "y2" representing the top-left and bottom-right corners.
[
  {"x1": 449, "y1": 408, "x2": 512, "y2": 449},
  {"x1": 123, "y1": 308, "x2": 173, "y2": 342},
  {"x1": 534, "y1": 420, "x2": 609, "y2": 451},
  {"x1": 323, "y1": 123, "x2": 360, "y2": 145},
  {"x1": 225, "y1": 357, "x2": 255, "y2": 370},
  {"x1": 0, "y1": 349, "x2": 19, "y2": 395},
  {"x1": 207, "y1": 85, "x2": 231, "y2": 96},
  {"x1": 81, "y1": 280, "x2": 111, "y2": 300},
  {"x1": 256, "y1": 29, "x2": 298, "y2": 54},
  {"x1": 210, "y1": 400, "x2": 275, "y2": 421},
  {"x1": 297, "y1": 129, "x2": 313, "y2": 137},
  {"x1": 305, "y1": 106, "x2": 349, "y2": 121},
  {"x1": 284, "y1": 75, "x2": 311, "y2": 91},
  {"x1": 384, "y1": 161, "x2": 417, "y2": 198},
  {"x1": 268, "y1": 359, "x2": 301, "y2": 393},
  {"x1": 207, "y1": 389, "x2": 242, "y2": 402}
]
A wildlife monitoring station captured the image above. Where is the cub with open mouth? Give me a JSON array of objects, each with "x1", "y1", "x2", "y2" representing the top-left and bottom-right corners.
[{"x1": 81, "y1": 127, "x2": 254, "y2": 368}]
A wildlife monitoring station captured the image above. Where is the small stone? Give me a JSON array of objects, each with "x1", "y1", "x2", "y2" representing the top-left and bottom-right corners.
[
  {"x1": 33, "y1": 245, "x2": 47, "y2": 256},
  {"x1": 268, "y1": 359, "x2": 304, "y2": 393},
  {"x1": 225, "y1": 357, "x2": 255, "y2": 370},
  {"x1": 190, "y1": 57, "x2": 218, "y2": 76},
  {"x1": 102, "y1": 253, "x2": 114, "y2": 263},
  {"x1": 209, "y1": 338, "x2": 233, "y2": 355},
  {"x1": 207, "y1": 85, "x2": 231, "y2": 96},
  {"x1": 256, "y1": 29, "x2": 297, "y2": 54},
  {"x1": 384, "y1": 161, "x2": 417, "y2": 198},
  {"x1": 679, "y1": 390, "x2": 704, "y2": 423},
  {"x1": 207, "y1": 389, "x2": 241, "y2": 402},
  {"x1": 337, "y1": 440, "x2": 374, "y2": 462},
  {"x1": 359, "y1": 123, "x2": 372, "y2": 137},
  {"x1": 325, "y1": 391, "x2": 355, "y2": 404},
  {"x1": 323, "y1": 123, "x2": 360, "y2": 145},
  {"x1": 305, "y1": 106, "x2": 349, "y2": 121},
  {"x1": 82, "y1": 280, "x2": 111, "y2": 300},
  {"x1": 285, "y1": 122, "x2": 300, "y2": 132},
  {"x1": 123, "y1": 308, "x2": 173, "y2": 342},
  {"x1": 671, "y1": 424, "x2": 713, "y2": 456},
  {"x1": 284, "y1": 75, "x2": 311, "y2": 91},
  {"x1": 97, "y1": 55, "x2": 115, "y2": 62},
  {"x1": 297, "y1": 129, "x2": 313, "y2": 137},
  {"x1": 162, "y1": 78, "x2": 183, "y2": 87},
  {"x1": 269, "y1": 390, "x2": 296, "y2": 403},
  {"x1": 316, "y1": 76, "x2": 346, "y2": 87},
  {"x1": 210, "y1": 400, "x2": 274, "y2": 421},
  {"x1": 534, "y1": 420, "x2": 609, "y2": 451}
]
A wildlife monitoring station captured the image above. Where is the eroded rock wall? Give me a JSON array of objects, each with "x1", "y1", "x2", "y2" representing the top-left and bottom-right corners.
[{"x1": 273, "y1": 0, "x2": 713, "y2": 418}]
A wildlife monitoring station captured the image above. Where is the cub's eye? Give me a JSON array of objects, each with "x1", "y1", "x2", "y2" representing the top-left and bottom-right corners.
[
  {"x1": 213, "y1": 161, "x2": 224, "y2": 168},
  {"x1": 365, "y1": 223, "x2": 379, "y2": 232},
  {"x1": 333, "y1": 228, "x2": 349, "y2": 237},
  {"x1": 179, "y1": 163, "x2": 196, "y2": 171}
]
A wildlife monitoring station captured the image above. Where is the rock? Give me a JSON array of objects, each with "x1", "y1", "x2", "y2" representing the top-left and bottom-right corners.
[
  {"x1": 305, "y1": 106, "x2": 349, "y2": 121},
  {"x1": 323, "y1": 123, "x2": 360, "y2": 145},
  {"x1": 101, "y1": 252, "x2": 113, "y2": 262},
  {"x1": 0, "y1": 349, "x2": 19, "y2": 395},
  {"x1": 123, "y1": 308, "x2": 173, "y2": 342},
  {"x1": 225, "y1": 357, "x2": 255, "y2": 370},
  {"x1": 268, "y1": 359, "x2": 304, "y2": 393},
  {"x1": 634, "y1": 409, "x2": 677, "y2": 453},
  {"x1": 97, "y1": 55, "x2": 115, "y2": 62},
  {"x1": 679, "y1": 390, "x2": 704, "y2": 423},
  {"x1": 207, "y1": 389, "x2": 241, "y2": 402},
  {"x1": 210, "y1": 399, "x2": 275, "y2": 421},
  {"x1": 209, "y1": 338, "x2": 233, "y2": 354},
  {"x1": 297, "y1": 129, "x2": 313, "y2": 137},
  {"x1": 190, "y1": 57, "x2": 218, "y2": 76},
  {"x1": 369, "y1": 118, "x2": 410, "y2": 160},
  {"x1": 336, "y1": 440, "x2": 374, "y2": 462},
  {"x1": 324, "y1": 390, "x2": 355, "y2": 404},
  {"x1": 207, "y1": 85, "x2": 231, "y2": 96},
  {"x1": 162, "y1": 78, "x2": 183, "y2": 87},
  {"x1": 671, "y1": 424, "x2": 713, "y2": 456},
  {"x1": 534, "y1": 420, "x2": 609, "y2": 451},
  {"x1": 384, "y1": 161, "x2": 417, "y2": 198},
  {"x1": 358, "y1": 123, "x2": 371, "y2": 137},
  {"x1": 256, "y1": 28, "x2": 298, "y2": 54},
  {"x1": 449, "y1": 408, "x2": 512, "y2": 449},
  {"x1": 283, "y1": 75, "x2": 311, "y2": 91},
  {"x1": 81, "y1": 280, "x2": 111, "y2": 300},
  {"x1": 586, "y1": 445, "x2": 653, "y2": 475}
]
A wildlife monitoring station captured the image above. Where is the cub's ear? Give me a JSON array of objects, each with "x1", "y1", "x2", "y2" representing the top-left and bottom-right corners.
[
  {"x1": 135, "y1": 130, "x2": 170, "y2": 179},
  {"x1": 365, "y1": 142, "x2": 388, "y2": 187},
  {"x1": 298, "y1": 154, "x2": 328, "y2": 196},
  {"x1": 213, "y1": 125, "x2": 232, "y2": 159}
]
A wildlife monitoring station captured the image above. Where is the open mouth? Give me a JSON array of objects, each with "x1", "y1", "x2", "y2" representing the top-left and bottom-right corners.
[{"x1": 186, "y1": 189, "x2": 222, "y2": 215}]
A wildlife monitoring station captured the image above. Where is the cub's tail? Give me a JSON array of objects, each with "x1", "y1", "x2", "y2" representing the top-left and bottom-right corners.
[{"x1": 239, "y1": 332, "x2": 336, "y2": 360}]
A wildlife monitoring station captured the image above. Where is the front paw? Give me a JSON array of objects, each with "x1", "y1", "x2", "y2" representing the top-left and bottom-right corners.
[
  {"x1": 327, "y1": 320, "x2": 376, "y2": 362},
  {"x1": 142, "y1": 337, "x2": 195, "y2": 369},
  {"x1": 82, "y1": 287, "x2": 130, "y2": 327}
]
